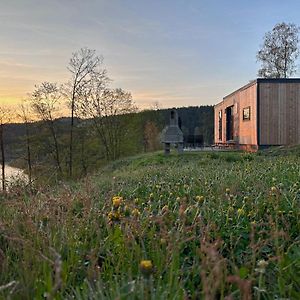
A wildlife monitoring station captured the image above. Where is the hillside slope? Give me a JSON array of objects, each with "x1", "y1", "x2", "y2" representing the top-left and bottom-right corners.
[
  {"x1": 4, "y1": 106, "x2": 213, "y2": 172},
  {"x1": 1, "y1": 151, "x2": 300, "y2": 299}
]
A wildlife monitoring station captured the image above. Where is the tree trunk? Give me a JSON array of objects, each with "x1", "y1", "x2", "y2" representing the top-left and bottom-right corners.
[
  {"x1": 69, "y1": 91, "x2": 75, "y2": 177},
  {"x1": 80, "y1": 131, "x2": 87, "y2": 177},
  {"x1": 25, "y1": 121, "x2": 32, "y2": 188},
  {"x1": 94, "y1": 119, "x2": 110, "y2": 161},
  {"x1": 49, "y1": 120, "x2": 62, "y2": 175}
]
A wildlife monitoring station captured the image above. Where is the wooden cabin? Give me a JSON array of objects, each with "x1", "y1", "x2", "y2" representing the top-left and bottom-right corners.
[{"x1": 214, "y1": 78, "x2": 300, "y2": 151}]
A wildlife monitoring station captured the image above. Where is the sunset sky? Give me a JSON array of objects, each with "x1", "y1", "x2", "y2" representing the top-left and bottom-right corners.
[{"x1": 1, "y1": 0, "x2": 300, "y2": 110}]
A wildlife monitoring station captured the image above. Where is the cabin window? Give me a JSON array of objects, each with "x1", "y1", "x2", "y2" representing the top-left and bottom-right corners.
[
  {"x1": 243, "y1": 107, "x2": 250, "y2": 121},
  {"x1": 218, "y1": 110, "x2": 222, "y2": 140}
]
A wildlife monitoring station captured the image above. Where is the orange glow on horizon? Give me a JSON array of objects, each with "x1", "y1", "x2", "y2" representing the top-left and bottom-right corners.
[{"x1": 0, "y1": 88, "x2": 193, "y2": 124}]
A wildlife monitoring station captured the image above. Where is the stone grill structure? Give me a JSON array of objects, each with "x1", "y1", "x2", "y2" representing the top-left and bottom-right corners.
[{"x1": 161, "y1": 109, "x2": 184, "y2": 154}]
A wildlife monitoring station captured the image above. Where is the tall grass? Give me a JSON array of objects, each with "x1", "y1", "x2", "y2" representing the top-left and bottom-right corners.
[{"x1": 0, "y1": 151, "x2": 300, "y2": 299}]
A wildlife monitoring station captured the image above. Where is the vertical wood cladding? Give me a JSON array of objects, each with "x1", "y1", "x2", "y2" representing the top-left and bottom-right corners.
[
  {"x1": 259, "y1": 82, "x2": 300, "y2": 145},
  {"x1": 214, "y1": 82, "x2": 257, "y2": 146},
  {"x1": 215, "y1": 79, "x2": 300, "y2": 148}
]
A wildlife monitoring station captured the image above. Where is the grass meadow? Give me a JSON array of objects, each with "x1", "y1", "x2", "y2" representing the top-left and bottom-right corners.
[{"x1": 0, "y1": 150, "x2": 300, "y2": 299}]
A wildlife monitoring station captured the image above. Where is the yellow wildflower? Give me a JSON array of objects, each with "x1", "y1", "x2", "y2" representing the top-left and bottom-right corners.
[
  {"x1": 225, "y1": 188, "x2": 230, "y2": 194},
  {"x1": 132, "y1": 208, "x2": 140, "y2": 217},
  {"x1": 140, "y1": 260, "x2": 153, "y2": 276},
  {"x1": 270, "y1": 186, "x2": 277, "y2": 193},
  {"x1": 195, "y1": 195, "x2": 204, "y2": 203},
  {"x1": 237, "y1": 208, "x2": 245, "y2": 217},
  {"x1": 108, "y1": 211, "x2": 121, "y2": 222},
  {"x1": 112, "y1": 196, "x2": 122, "y2": 208}
]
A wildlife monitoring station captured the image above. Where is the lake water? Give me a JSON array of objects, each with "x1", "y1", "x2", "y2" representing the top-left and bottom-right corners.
[{"x1": 1, "y1": 165, "x2": 28, "y2": 183}]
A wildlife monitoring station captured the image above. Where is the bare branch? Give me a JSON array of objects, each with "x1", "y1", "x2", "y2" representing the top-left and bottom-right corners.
[{"x1": 257, "y1": 22, "x2": 300, "y2": 78}]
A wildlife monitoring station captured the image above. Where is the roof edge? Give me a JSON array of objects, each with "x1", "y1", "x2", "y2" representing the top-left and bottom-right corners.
[
  {"x1": 256, "y1": 77, "x2": 300, "y2": 83},
  {"x1": 223, "y1": 79, "x2": 258, "y2": 100},
  {"x1": 216, "y1": 78, "x2": 300, "y2": 105}
]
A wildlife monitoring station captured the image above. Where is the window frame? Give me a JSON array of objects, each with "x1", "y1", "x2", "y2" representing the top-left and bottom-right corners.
[{"x1": 243, "y1": 106, "x2": 251, "y2": 121}]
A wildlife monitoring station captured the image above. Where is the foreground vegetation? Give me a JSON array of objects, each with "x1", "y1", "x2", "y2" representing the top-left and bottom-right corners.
[{"x1": 1, "y1": 150, "x2": 300, "y2": 299}]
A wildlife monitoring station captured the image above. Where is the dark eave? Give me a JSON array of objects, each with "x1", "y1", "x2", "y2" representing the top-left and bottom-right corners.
[
  {"x1": 256, "y1": 77, "x2": 300, "y2": 84},
  {"x1": 215, "y1": 78, "x2": 300, "y2": 107}
]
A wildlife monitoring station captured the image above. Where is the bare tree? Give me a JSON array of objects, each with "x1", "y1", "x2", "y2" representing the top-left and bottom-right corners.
[
  {"x1": 66, "y1": 47, "x2": 108, "y2": 177},
  {"x1": 77, "y1": 84, "x2": 137, "y2": 161},
  {"x1": 18, "y1": 103, "x2": 33, "y2": 188},
  {"x1": 0, "y1": 106, "x2": 11, "y2": 191},
  {"x1": 143, "y1": 121, "x2": 160, "y2": 152},
  {"x1": 257, "y1": 22, "x2": 300, "y2": 78},
  {"x1": 30, "y1": 82, "x2": 63, "y2": 175},
  {"x1": 101, "y1": 88, "x2": 137, "y2": 160},
  {"x1": 150, "y1": 101, "x2": 162, "y2": 111}
]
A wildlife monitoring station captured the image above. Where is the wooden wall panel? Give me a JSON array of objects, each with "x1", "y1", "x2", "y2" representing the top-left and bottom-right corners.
[
  {"x1": 214, "y1": 82, "x2": 257, "y2": 145},
  {"x1": 238, "y1": 84, "x2": 257, "y2": 145},
  {"x1": 298, "y1": 84, "x2": 300, "y2": 144},
  {"x1": 214, "y1": 104, "x2": 220, "y2": 143},
  {"x1": 289, "y1": 85, "x2": 298, "y2": 143},
  {"x1": 259, "y1": 82, "x2": 300, "y2": 145}
]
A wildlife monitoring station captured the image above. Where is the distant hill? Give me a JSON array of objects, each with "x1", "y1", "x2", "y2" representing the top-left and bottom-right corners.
[{"x1": 4, "y1": 106, "x2": 214, "y2": 176}]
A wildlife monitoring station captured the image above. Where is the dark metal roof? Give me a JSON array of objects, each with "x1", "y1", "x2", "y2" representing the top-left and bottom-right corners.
[
  {"x1": 256, "y1": 78, "x2": 300, "y2": 83},
  {"x1": 215, "y1": 78, "x2": 300, "y2": 106}
]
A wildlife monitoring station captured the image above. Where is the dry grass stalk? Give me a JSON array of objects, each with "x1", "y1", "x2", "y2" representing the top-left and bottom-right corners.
[
  {"x1": 46, "y1": 248, "x2": 62, "y2": 300},
  {"x1": 0, "y1": 281, "x2": 18, "y2": 292},
  {"x1": 200, "y1": 236, "x2": 226, "y2": 300},
  {"x1": 227, "y1": 275, "x2": 252, "y2": 300}
]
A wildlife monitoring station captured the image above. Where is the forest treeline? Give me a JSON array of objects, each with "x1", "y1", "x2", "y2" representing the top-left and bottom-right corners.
[
  {"x1": 6, "y1": 105, "x2": 213, "y2": 182},
  {"x1": 0, "y1": 48, "x2": 213, "y2": 188}
]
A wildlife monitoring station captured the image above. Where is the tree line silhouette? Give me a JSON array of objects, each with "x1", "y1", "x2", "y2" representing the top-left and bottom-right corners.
[{"x1": 1, "y1": 48, "x2": 214, "y2": 190}]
